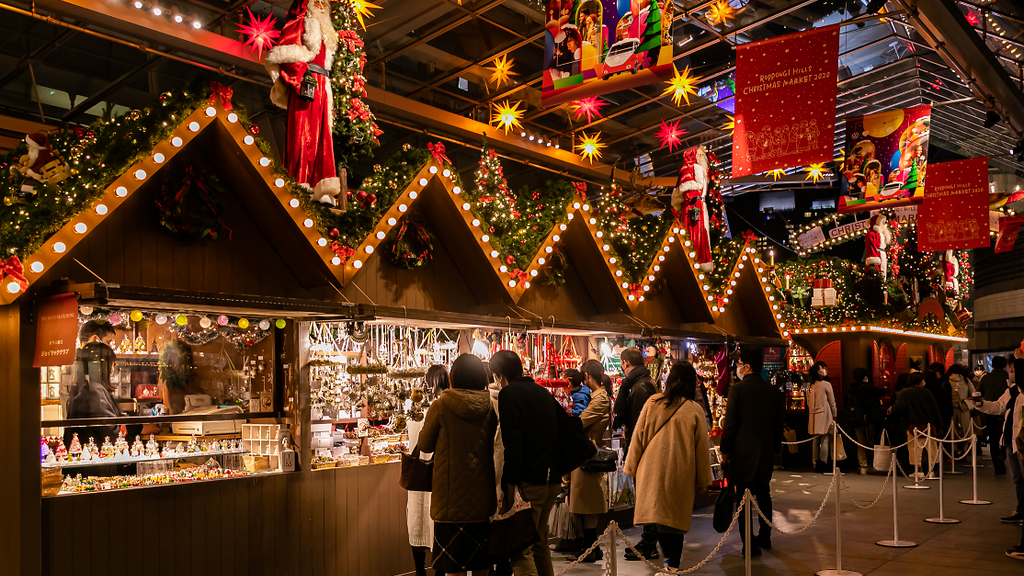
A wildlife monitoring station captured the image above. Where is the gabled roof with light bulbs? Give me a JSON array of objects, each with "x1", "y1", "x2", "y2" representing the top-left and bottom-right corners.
[{"x1": 1, "y1": 98, "x2": 782, "y2": 339}]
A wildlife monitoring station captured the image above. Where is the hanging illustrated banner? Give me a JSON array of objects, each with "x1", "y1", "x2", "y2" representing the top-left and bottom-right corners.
[
  {"x1": 732, "y1": 25, "x2": 840, "y2": 178},
  {"x1": 918, "y1": 157, "x2": 989, "y2": 252},
  {"x1": 541, "y1": 0, "x2": 675, "y2": 107},
  {"x1": 839, "y1": 104, "x2": 931, "y2": 213},
  {"x1": 34, "y1": 293, "x2": 79, "y2": 367}
]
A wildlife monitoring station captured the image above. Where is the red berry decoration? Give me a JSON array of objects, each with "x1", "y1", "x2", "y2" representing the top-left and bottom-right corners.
[
  {"x1": 505, "y1": 255, "x2": 514, "y2": 265},
  {"x1": 250, "y1": 124, "x2": 259, "y2": 134},
  {"x1": 329, "y1": 228, "x2": 340, "y2": 238}
]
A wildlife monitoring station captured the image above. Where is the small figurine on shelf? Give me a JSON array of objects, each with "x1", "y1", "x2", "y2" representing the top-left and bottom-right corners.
[
  {"x1": 175, "y1": 442, "x2": 185, "y2": 455},
  {"x1": 134, "y1": 335, "x2": 147, "y2": 353},
  {"x1": 54, "y1": 438, "x2": 67, "y2": 462},
  {"x1": 130, "y1": 436, "x2": 144, "y2": 458},
  {"x1": 45, "y1": 451, "x2": 57, "y2": 465},
  {"x1": 40, "y1": 437, "x2": 51, "y2": 463},
  {"x1": 100, "y1": 437, "x2": 114, "y2": 459},
  {"x1": 114, "y1": 431, "x2": 129, "y2": 456},
  {"x1": 68, "y1": 433, "x2": 82, "y2": 457},
  {"x1": 145, "y1": 434, "x2": 159, "y2": 457},
  {"x1": 80, "y1": 442, "x2": 93, "y2": 462},
  {"x1": 187, "y1": 435, "x2": 200, "y2": 453}
]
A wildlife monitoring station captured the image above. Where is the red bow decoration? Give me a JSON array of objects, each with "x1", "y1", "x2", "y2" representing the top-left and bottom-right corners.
[
  {"x1": 428, "y1": 142, "x2": 451, "y2": 167},
  {"x1": 571, "y1": 182, "x2": 587, "y2": 196},
  {"x1": 347, "y1": 98, "x2": 371, "y2": 122},
  {"x1": 0, "y1": 256, "x2": 27, "y2": 290},
  {"x1": 337, "y1": 30, "x2": 364, "y2": 52},
  {"x1": 509, "y1": 269, "x2": 529, "y2": 285},
  {"x1": 715, "y1": 295, "x2": 726, "y2": 309},
  {"x1": 628, "y1": 283, "x2": 643, "y2": 299},
  {"x1": 208, "y1": 82, "x2": 233, "y2": 111},
  {"x1": 741, "y1": 230, "x2": 758, "y2": 244},
  {"x1": 331, "y1": 241, "x2": 355, "y2": 263}
]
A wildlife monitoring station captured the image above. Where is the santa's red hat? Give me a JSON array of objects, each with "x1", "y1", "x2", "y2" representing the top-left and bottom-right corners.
[{"x1": 25, "y1": 132, "x2": 50, "y2": 150}]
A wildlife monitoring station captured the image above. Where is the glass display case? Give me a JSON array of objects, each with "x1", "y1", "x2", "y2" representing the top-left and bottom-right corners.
[{"x1": 39, "y1": 304, "x2": 293, "y2": 496}]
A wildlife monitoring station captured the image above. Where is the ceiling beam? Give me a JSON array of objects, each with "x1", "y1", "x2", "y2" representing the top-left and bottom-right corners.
[
  {"x1": 62, "y1": 54, "x2": 165, "y2": 121},
  {"x1": 0, "y1": 27, "x2": 78, "y2": 88}
]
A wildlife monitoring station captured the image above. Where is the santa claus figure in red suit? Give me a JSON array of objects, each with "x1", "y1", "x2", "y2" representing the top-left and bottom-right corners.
[
  {"x1": 942, "y1": 249, "x2": 959, "y2": 295},
  {"x1": 672, "y1": 145, "x2": 713, "y2": 272},
  {"x1": 265, "y1": 0, "x2": 341, "y2": 206},
  {"x1": 864, "y1": 212, "x2": 892, "y2": 279},
  {"x1": 7, "y1": 132, "x2": 68, "y2": 204}
]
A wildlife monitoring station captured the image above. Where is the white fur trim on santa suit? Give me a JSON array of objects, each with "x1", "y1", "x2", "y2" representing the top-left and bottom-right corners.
[
  {"x1": 300, "y1": 177, "x2": 342, "y2": 206},
  {"x1": 671, "y1": 155, "x2": 709, "y2": 213},
  {"x1": 265, "y1": 6, "x2": 338, "y2": 114}
]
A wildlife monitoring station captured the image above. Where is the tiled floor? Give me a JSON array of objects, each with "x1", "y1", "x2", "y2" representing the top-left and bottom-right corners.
[{"x1": 550, "y1": 465, "x2": 1023, "y2": 575}]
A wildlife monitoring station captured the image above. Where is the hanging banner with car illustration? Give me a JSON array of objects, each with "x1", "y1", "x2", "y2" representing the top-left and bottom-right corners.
[
  {"x1": 838, "y1": 104, "x2": 931, "y2": 214},
  {"x1": 541, "y1": 0, "x2": 674, "y2": 107}
]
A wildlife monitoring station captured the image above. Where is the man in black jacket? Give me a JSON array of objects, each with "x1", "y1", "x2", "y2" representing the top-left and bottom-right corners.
[
  {"x1": 925, "y1": 362, "x2": 953, "y2": 430},
  {"x1": 848, "y1": 368, "x2": 886, "y2": 474},
  {"x1": 492, "y1": 350, "x2": 560, "y2": 576},
  {"x1": 979, "y1": 355, "x2": 1011, "y2": 474},
  {"x1": 612, "y1": 347, "x2": 659, "y2": 560},
  {"x1": 720, "y1": 346, "x2": 784, "y2": 557},
  {"x1": 890, "y1": 373, "x2": 944, "y2": 480}
]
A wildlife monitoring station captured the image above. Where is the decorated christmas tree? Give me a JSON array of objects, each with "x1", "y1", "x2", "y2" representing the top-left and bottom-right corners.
[
  {"x1": 901, "y1": 159, "x2": 919, "y2": 193},
  {"x1": 330, "y1": 0, "x2": 382, "y2": 167}
]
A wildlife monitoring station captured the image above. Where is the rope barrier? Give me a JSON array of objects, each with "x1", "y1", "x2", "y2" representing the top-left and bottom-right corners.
[
  {"x1": 840, "y1": 461, "x2": 893, "y2": 509},
  {"x1": 751, "y1": 474, "x2": 837, "y2": 536},
  {"x1": 836, "y1": 424, "x2": 913, "y2": 451},
  {"x1": 610, "y1": 492, "x2": 747, "y2": 575},
  {"x1": 781, "y1": 434, "x2": 819, "y2": 446},
  {"x1": 555, "y1": 529, "x2": 609, "y2": 576}
]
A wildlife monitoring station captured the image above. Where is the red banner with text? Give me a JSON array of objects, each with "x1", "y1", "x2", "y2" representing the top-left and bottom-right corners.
[
  {"x1": 918, "y1": 157, "x2": 990, "y2": 252},
  {"x1": 732, "y1": 25, "x2": 840, "y2": 178},
  {"x1": 34, "y1": 293, "x2": 79, "y2": 367}
]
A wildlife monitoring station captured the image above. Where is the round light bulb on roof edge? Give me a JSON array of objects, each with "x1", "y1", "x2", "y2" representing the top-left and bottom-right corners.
[
  {"x1": 588, "y1": 218, "x2": 596, "y2": 225},
  {"x1": 95, "y1": 204, "x2": 108, "y2": 215},
  {"x1": 205, "y1": 107, "x2": 216, "y2": 117},
  {"x1": 530, "y1": 270, "x2": 538, "y2": 277},
  {"x1": 387, "y1": 218, "x2": 397, "y2": 226},
  {"x1": 6, "y1": 281, "x2": 20, "y2": 294},
  {"x1": 259, "y1": 157, "x2": 271, "y2": 167},
  {"x1": 332, "y1": 257, "x2": 342, "y2": 266},
  {"x1": 490, "y1": 250, "x2": 499, "y2": 258},
  {"x1": 376, "y1": 231, "x2": 385, "y2": 240},
  {"x1": 452, "y1": 186, "x2": 461, "y2": 194},
  {"x1": 74, "y1": 222, "x2": 87, "y2": 234},
  {"x1": 615, "y1": 270, "x2": 622, "y2": 277},
  {"x1": 573, "y1": 202, "x2": 581, "y2": 209},
  {"x1": 538, "y1": 257, "x2": 546, "y2": 265},
  {"x1": 364, "y1": 245, "x2": 373, "y2": 254},
  {"x1": 30, "y1": 261, "x2": 43, "y2": 273},
  {"x1": 419, "y1": 178, "x2": 428, "y2": 187},
  {"x1": 462, "y1": 203, "x2": 470, "y2": 210},
  {"x1": 188, "y1": 122, "x2": 200, "y2": 132},
  {"x1": 409, "y1": 191, "x2": 418, "y2": 199},
  {"x1": 153, "y1": 153, "x2": 165, "y2": 163},
  {"x1": 559, "y1": 224, "x2": 567, "y2": 231},
  {"x1": 499, "y1": 265, "x2": 507, "y2": 273},
  {"x1": 134, "y1": 169, "x2": 147, "y2": 180},
  {"x1": 116, "y1": 186, "x2": 128, "y2": 197},
  {"x1": 545, "y1": 246, "x2": 553, "y2": 254},
  {"x1": 567, "y1": 213, "x2": 573, "y2": 220},
  {"x1": 508, "y1": 280, "x2": 516, "y2": 288},
  {"x1": 621, "y1": 282, "x2": 628, "y2": 289},
  {"x1": 398, "y1": 204, "x2": 407, "y2": 212},
  {"x1": 289, "y1": 199, "x2": 300, "y2": 208},
  {"x1": 243, "y1": 135, "x2": 254, "y2": 145},
  {"x1": 481, "y1": 235, "x2": 489, "y2": 242},
  {"x1": 303, "y1": 218, "x2": 313, "y2": 228},
  {"x1": 171, "y1": 137, "x2": 183, "y2": 147},
  {"x1": 472, "y1": 219, "x2": 480, "y2": 227},
  {"x1": 609, "y1": 257, "x2": 616, "y2": 264},
  {"x1": 442, "y1": 169, "x2": 451, "y2": 178},
  {"x1": 429, "y1": 166, "x2": 437, "y2": 174},
  {"x1": 352, "y1": 260, "x2": 362, "y2": 269},
  {"x1": 317, "y1": 238, "x2": 327, "y2": 247},
  {"x1": 227, "y1": 113, "x2": 238, "y2": 123}
]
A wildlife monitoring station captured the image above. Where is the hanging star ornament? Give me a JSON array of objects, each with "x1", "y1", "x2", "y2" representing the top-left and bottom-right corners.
[
  {"x1": 663, "y1": 65, "x2": 701, "y2": 107},
  {"x1": 570, "y1": 97, "x2": 607, "y2": 124},
  {"x1": 492, "y1": 100, "x2": 524, "y2": 134},
  {"x1": 655, "y1": 119, "x2": 687, "y2": 153},
  {"x1": 805, "y1": 163, "x2": 827, "y2": 183},
  {"x1": 768, "y1": 169, "x2": 786, "y2": 181},
  {"x1": 487, "y1": 54, "x2": 517, "y2": 88},
  {"x1": 577, "y1": 131, "x2": 604, "y2": 164},
  {"x1": 350, "y1": 0, "x2": 381, "y2": 30},
  {"x1": 706, "y1": 1, "x2": 736, "y2": 27},
  {"x1": 722, "y1": 114, "x2": 734, "y2": 135},
  {"x1": 237, "y1": 7, "x2": 280, "y2": 60}
]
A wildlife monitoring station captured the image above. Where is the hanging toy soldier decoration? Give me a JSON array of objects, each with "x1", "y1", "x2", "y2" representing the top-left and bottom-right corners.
[
  {"x1": 672, "y1": 145, "x2": 713, "y2": 272},
  {"x1": 942, "y1": 249, "x2": 959, "y2": 297},
  {"x1": 265, "y1": 0, "x2": 342, "y2": 208}
]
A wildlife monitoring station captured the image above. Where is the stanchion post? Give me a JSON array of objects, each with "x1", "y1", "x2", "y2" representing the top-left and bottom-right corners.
[
  {"x1": 607, "y1": 520, "x2": 617, "y2": 576},
  {"x1": 877, "y1": 454, "x2": 917, "y2": 547},
  {"x1": 925, "y1": 443, "x2": 960, "y2": 524},
  {"x1": 744, "y1": 490, "x2": 752, "y2": 576},
  {"x1": 816, "y1": 425, "x2": 862, "y2": 576},
  {"x1": 960, "y1": 435, "x2": 992, "y2": 505}
]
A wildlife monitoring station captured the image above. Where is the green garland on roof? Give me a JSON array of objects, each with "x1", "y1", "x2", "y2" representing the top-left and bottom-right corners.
[{"x1": 589, "y1": 194, "x2": 674, "y2": 285}]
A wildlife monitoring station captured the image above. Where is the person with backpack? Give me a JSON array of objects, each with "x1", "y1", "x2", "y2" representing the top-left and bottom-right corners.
[{"x1": 847, "y1": 368, "x2": 886, "y2": 474}]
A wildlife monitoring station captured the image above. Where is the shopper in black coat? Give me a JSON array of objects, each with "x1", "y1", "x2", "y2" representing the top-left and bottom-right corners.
[
  {"x1": 720, "y1": 346, "x2": 784, "y2": 556},
  {"x1": 925, "y1": 362, "x2": 954, "y2": 429},
  {"x1": 979, "y1": 355, "x2": 1011, "y2": 474}
]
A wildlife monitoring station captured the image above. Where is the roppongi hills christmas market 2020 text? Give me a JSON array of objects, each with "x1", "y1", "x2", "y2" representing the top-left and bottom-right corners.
[{"x1": 4, "y1": 0, "x2": 1024, "y2": 573}]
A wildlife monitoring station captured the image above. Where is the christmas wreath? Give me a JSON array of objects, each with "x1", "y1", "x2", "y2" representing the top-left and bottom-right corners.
[
  {"x1": 154, "y1": 164, "x2": 231, "y2": 244},
  {"x1": 540, "y1": 245, "x2": 568, "y2": 287},
  {"x1": 386, "y1": 219, "x2": 433, "y2": 269}
]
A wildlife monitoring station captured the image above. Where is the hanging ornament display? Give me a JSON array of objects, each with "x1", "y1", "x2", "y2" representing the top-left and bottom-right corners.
[
  {"x1": 492, "y1": 100, "x2": 524, "y2": 134},
  {"x1": 237, "y1": 7, "x2": 281, "y2": 60},
  {"x1": 258, "y1": 319, "x2": 271, "y2": 331},
  {"x1": 805, "y1": 163, "x2": 827, "y2": 183},
  {"x1": 175, "y1": 314, "x2": 188, "y2": 326},
  {"x1": 238, "y1": 318, "x2": 250, "y2": 330},
  {"x1": 217, "y1": 315, "x2": 229, "y2": 326},
  {"x1": 706, "y1": 1, "x2": 737, "y2": 27},
  {"x1": 199, "y1": 316, "x2": 213, "y2": 329},
  {"x1": 576, "y1": 131, "x2": 604, "y2": 164},
  {"x1": 655, "y1": 118, "x2": 687, "y2": 153},
  {"x1": 570, "y1": 97, "x2": 606, "y2": 125},
  {"x1": 663, "y1": 65, "x2": 701, "y2": 107},
  {"x1": 487, "y1": 54, "x2": 517, "y2": 87},
  {"x1": 129, "y1": 310, "x2": 144, "y2": 322},
  {"x1": 276, "y1": 319, "x2": 287, "y2": 329},
  {"x1": 154, "y1": 313, "x2": 167, "y2": 325}
]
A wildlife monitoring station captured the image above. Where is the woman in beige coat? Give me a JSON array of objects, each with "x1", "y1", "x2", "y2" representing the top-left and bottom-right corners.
[
  {"x1": 807, "y1": 361, "x2": 837, "y2": 473},
  {"x1": 568, "y1": 360, "x2": 612, "y2": 563},
  {"x1": 625, "y1": 361, "x2": 711, "y2": 569}
]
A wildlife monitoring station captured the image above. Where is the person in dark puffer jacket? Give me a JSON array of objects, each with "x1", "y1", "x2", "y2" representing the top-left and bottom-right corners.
[{"x1": 419, "y1": 354, "x2": 497, "y2": 576}]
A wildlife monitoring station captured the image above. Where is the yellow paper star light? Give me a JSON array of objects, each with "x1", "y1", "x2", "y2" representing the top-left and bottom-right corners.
[
  {"x1": 805, "y1": 163, "x2": 826, "y2": 183},
  {"x1": 577, "y1": 131, "x2": 604, "y2": 164},
  {"x1": 488, "y1": 54, "x2": 517, "y2": 88},
  {"x1": 706, "y1": 1, "x2": 736, "y2": 27},
  {"x1": 492, "y1": 100, "x2": 524, "y2": 134},
  {"x1": 722, "y1": 114, "x2": 734, "y2": 135},
  {"x1": 350, "y1": 0, "x2": 381, "y2": 30},
  {"x1": 663, "y1": 65, "x2": 701, "y2": 107},
  {"x1": 768, "y1": 169, "x2": 786, "y2": 181}
]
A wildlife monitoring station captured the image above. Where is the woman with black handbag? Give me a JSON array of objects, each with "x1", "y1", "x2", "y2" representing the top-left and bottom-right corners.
[
  {"x1": 624, "y1": 361, "x2": 712, "y2": 570},
  {"x1": 566, "y1": 360, "x2": 613, "y2": 563},
  {"x1": 405, "y1": 365, "x2": 448, "y2": 576},
  {"x1": 418, "y1": 354, "x2": 497, "y2": 576}
]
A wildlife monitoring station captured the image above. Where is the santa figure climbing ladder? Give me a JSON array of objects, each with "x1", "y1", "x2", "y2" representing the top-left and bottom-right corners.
[
  {"x1": 672, "y1": 145, "x2": 713, "y2": 272},
  {"x1": 265, "y1": 0, "x2": 341, "y2": 206}
]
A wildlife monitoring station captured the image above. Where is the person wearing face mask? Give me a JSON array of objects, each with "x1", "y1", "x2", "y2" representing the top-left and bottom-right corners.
[
  {"x1": 807, "y1": 362, "x2": 838, "y2": 474},
  {"x1": 720, "y1": 346, "x2": 784, "y2": 557},
  {"x1": 979, "y1": 355, "x2": 1011, "y2": 475},
  {"x1": 973, "y1": 343, "x2": 1024, "y2": 531}
]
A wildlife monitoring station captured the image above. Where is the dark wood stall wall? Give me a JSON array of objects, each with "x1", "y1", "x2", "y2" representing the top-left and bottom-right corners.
[{"x1": 40, "y1": 464, "x2": 412, "y2": 576}]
